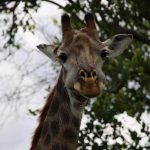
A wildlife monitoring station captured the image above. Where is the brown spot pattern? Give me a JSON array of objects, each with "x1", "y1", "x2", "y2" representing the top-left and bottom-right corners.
[
  {"x1": 50, "y1": 120, "x2": 59, "y2": 137},
  {"x1": 74, "y1": 102, "x2": 81, "y2": 110},
  {"x1": 72, "y1": 116, "x2": 80, "y2": 130},
  {"x1": 63, "y1": 128, "x2": 77, "y2": 142},
  {"x1": 61, "y1": 144, "x2": 70, "y2": 150},
  {"x1": 44, "y1": 133, "x2": 51, "y2": 145},
  {"x1": 49, "y1": 99, "x2": 59, "y2": 116},
  {"x1": 60, "y1": 107, "x2": 70, "y2": 123},
  {"x1": 51, "y1": 143, "x2": 60, "y2": 150},
  {"x1": 35, "y1": 144, "x2": 41, "y2": 150},
  {"x1": 41, "y1": 121, "x2": 48, "y2": 137},
  {"x1": 76, "y1": 44, "x2": 84, "y2": 50}
]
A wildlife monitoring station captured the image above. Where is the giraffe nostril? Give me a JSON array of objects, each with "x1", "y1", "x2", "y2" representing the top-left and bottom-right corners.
[
  {"x1": 79, "y1": 69, "x2": 97, "y2": 80},
  {"x1": 91, "y1": 70, "x2": 97, "y2": 79},
  {"x1": 79, "y1": 70, "x2": 87, "y2": 79}
]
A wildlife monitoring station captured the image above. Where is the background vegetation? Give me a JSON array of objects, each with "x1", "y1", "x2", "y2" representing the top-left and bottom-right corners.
[{"x1": 0, "y1": 0, "x2": 150, "y2": 149}]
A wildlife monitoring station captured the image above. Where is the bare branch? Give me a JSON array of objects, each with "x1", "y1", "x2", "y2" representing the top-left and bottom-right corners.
[{"x1": 43, "y1": 0, "x2": 64, "y2": 9}]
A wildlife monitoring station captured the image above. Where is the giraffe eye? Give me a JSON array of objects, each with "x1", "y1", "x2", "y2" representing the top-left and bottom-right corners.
[
  {"x1": 58, "y1": 52, "x2": 68, "y2": 63},
  {"x1": 100, "y1": 50, "x2": 109, "y2": 59}
]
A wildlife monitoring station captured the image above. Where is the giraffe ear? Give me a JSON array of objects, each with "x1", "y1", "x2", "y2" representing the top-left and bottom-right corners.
[
  {"x1": 37, "y1": 44, "x2": 58, "y2": 61},
  {"x1": 103, "y1": 34, "x2": 133, "y2": 58}
]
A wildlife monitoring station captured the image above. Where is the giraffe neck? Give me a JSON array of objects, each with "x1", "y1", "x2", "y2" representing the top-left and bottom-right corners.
[{"x1": 35, "y1": 71, "x2": 88, "y2": 150}]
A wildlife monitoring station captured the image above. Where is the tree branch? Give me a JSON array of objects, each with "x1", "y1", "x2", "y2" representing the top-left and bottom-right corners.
[
  {"x1": 109, "y1": 22, "x2": 150, "y2": 45},
  {"x1": 97, "y1": 10, "x2": 150, "y2": 44},
  {"x1": 43, "y1": 0, "x2": 64, "y2": 9}
]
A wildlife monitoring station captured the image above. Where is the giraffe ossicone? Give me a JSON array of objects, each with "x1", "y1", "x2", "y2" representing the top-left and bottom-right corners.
[{"x1": 30, "y1": 13, "x2": 132, "y2": 150}]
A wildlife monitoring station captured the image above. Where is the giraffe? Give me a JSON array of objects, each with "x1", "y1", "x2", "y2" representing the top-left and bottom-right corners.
[{"x1": 30, "y1": 13, "x2": 132, "y2": 150}]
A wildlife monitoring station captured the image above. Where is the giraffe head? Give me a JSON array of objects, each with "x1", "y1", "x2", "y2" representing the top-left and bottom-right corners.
[{"x1": 37, "y1": 13, "x2": 132, "y2": 98}]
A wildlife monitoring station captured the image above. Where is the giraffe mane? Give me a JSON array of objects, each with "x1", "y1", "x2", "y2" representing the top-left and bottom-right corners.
[{"x1": 30, "y1": 85, "x2": 56, "y2": 150}]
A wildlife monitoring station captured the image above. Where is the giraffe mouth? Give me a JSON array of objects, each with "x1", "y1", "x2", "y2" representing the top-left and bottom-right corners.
[{"x1": 74, "y1": 79, "x2": 104, "y2": 98}]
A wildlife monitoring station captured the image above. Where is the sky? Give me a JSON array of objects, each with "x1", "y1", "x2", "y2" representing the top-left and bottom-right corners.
[
  {"x1": 0, "y1": 1, "x2": 150, "y2": 150},
  {"x1": 0, "y1": 1, "x2": 63, "y2": 150}
]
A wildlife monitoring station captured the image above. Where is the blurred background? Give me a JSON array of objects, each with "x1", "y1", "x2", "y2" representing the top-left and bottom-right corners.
[{"x1": 0, "y1": 0, "x2": 149, "y2": 150}]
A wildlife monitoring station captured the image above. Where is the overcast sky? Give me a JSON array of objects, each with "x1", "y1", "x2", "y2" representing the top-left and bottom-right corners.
[{"x1": 0, "y1": 2, "x2": 63, "y2": 150}]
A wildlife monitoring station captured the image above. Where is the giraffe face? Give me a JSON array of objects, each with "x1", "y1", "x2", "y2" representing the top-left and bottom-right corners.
[
  {"x1": 58, "y1": 32, "x2": 106, "y2": 98},
  {"x1": 37, "y1": 13, "x2": 132, "y2": 98}
]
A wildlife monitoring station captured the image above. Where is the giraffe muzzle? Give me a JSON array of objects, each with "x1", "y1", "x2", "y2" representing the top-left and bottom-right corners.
[{"x1": 74, "y1": 69, "x2": 103, "y2": 98}]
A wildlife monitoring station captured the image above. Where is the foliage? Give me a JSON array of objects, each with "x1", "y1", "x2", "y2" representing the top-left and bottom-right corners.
[
  {"x1": 0, "y1": 0, "x2": 40, "y2": 48},
  {"x1": 1, "y1": 0, "x2": 150, "y2": 149},
  {"x1": 61, "y1": 1, "x2": 150, "y2": 149}
]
